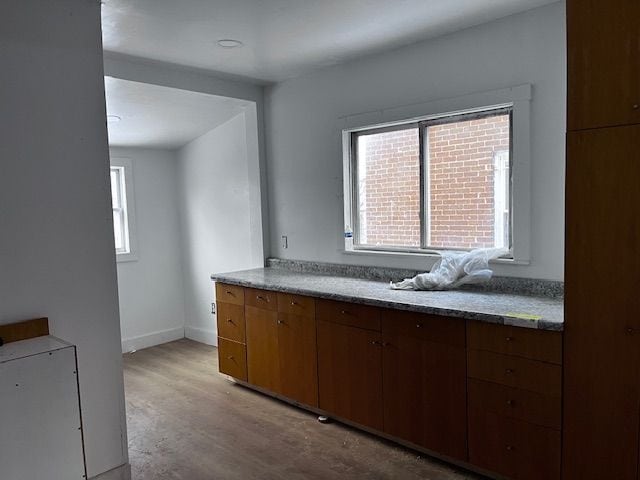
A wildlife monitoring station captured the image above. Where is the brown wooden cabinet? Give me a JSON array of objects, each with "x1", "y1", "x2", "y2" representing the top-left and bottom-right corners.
[
  {"x1": 381, "y1": 310, "x2": 467, "y2": 460},
  {"x1": 468, "y1": 321, "x2": 562, "y2": 480},
  {"x1": 317, "y1": 319, "x2": 384, "y2": 431},
  {"x1": 216, "y1": 283, "x2": 248, "y2": 381},
  {"x1": 216, "y1": 282, "x2": 563, "y2": 480},
  {"x1": 563, "y1": 126, "x2": 640, "y2": 480},
  {"x1": 246, "y1": 305, "x2": 281, "y2": 393},
  {"x1": 276, "y1": 311, "x2": 318, "y2": 407},
  {"x1": 567, "y1": 0, "x2": 640, "y2": 131}
]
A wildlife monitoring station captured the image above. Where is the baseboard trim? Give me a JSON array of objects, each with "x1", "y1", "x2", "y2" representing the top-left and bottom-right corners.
[
  {"x1": 184, "y1": 326, "x2": 217, "y2": 346},
  {"x1": 121, "y1": 327, "x2": 184, "y2": 353},
  {"x1": 90, "y1": 463, "x2": 131, "y2": 480}
]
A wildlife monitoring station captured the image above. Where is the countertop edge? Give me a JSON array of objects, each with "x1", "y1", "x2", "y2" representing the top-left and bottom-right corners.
[{"x1": 211, "y1": 274, "x2": 563, "y2": 332}]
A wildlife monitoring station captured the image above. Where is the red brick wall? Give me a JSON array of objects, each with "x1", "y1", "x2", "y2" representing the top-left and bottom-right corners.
[
  {"x1": 359, "y1": 128, "x2": 421, "y2": 246},
  {"x1": 358, "y1": 115, "x2": 509, "y2": 249},
  {"x1": 429, "y1": 115, "x2": 510, "y2": 248}
]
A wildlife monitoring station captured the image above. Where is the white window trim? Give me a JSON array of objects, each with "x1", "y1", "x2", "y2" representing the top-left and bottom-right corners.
[
  {"x1": 340, "y1": 84, "x2": 532, "y2": 265},
  {"x1": 110, "y1": 157, "x2": 138, "y2": 263}
]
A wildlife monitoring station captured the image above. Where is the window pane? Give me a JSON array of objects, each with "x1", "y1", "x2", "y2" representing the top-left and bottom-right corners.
[
  {"x1": 113, "y1": 209, "x2": 124, "y2": 251},
  {"x1": 110, "y1": 168, "x2": 121, "y2": 209},
  {"x1": 356, "y1": 127, "x2": 421, "y2": 247},
  {"x1": 427, "y1": 113, "x2": 510, "y2": 249}
]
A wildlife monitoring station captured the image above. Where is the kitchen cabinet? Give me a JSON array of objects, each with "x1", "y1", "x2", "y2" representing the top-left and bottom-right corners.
[
  {"x1": 246, "y1": 305, "x2": 280, "y2": 393},
  {"x1": 381, "y1": 310, "x2": 467, "y2": 460},
  {"x1": 244, "y1": 291, "x2": 319, "y2": 407},
  {"x1": 215, "y1": 283, "x2": 563, "y2": 480},
  {"x1": 317, "y1": 318, "x2": 384, "y2": 430},
  {"x1": 567, "y1": 0, "x2": 640, "y2": 131},
  {"x1": 563, "y1": 126, "x2": 640, "y2": 480},
  {"x1": 216, "y1": 283, "x2": 247, "y2": 381}
]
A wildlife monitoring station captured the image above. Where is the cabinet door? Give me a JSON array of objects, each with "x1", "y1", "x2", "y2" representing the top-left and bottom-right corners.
[
  {"x1": 317, "y1": 320, "x2": 383, "y2": 430},
  {"x1": 277, "y1": 312, "x2": 318, "y2": 407},
  {"x1": 245, "y1": 305, "x2": 280, "y2": 394},
  {"x1": 382, "y1": 332, "x2": 467, "y2": 460},
  {"x1": 563, "y1": 126, "x2": 640, "y2": 480},
  {"x1": 567, "y1": 0, "x2": 640, "y2": 130}
]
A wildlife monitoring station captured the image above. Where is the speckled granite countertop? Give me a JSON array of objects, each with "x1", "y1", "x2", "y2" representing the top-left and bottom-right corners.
[{"x1": 211, "y1": 268, "x2": 564, "y2": 331}]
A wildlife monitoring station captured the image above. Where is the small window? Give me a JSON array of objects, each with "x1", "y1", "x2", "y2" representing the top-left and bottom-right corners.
[
  {"x1": 110, "y1": 166, "x2": 129, "y2": 254},
  {"x1": 110, "y1": 158, "x2": 137, "y2": 261},
  {"x1": 348, "y1": 106, "x2": 512, "y2": 253}
]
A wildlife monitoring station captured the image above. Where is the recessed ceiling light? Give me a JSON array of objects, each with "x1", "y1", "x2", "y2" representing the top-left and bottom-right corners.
[
  {"x1": 217, "y1": 39, "x2": 244, "y2": 49},
  {"x1": 107, "y1": 115, "x2": 121, "y2": 124}
]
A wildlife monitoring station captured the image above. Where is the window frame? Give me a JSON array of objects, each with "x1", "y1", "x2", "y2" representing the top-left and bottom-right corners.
[
  {"x1": 110, "y1": 157, "x2": 138, "y2": 262},
  {"x1": 349, "y1": 107, "x2": 513, "y2": 253},
  {"x1": 341, "y1": 84, "x2": 532, "y2": 265}
]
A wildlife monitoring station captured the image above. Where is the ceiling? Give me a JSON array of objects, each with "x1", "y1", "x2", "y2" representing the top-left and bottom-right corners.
[
  {"x1": 104, "y1": 77, "x2": 247, "y2": 149},
  {"x1": 101, "y1": 0, "x2": 559, "y2": 83}
]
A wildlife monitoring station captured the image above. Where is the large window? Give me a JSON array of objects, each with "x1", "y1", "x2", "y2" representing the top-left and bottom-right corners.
[
  {"x1": 349, "y1": 106, "x2": 512, "y2": 253},
  {"x1": 110, "y1": 158, "x2": 137, "y2": 261}
]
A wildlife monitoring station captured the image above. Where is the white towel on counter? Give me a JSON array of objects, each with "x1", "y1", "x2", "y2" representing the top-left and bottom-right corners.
[{"x1": 389, "y1": 247, "x2": 509, "y2": 291}]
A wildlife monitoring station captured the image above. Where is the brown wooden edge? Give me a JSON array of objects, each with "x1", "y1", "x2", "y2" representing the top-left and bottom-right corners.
[{"x1": 0, "y1": 317, "x2": 49, "y2": 345}]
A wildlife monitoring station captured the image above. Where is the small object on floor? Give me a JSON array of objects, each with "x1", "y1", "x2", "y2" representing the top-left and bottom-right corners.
[{"x1": 318, "y1": 415, "x2": 331, "y2": 424}]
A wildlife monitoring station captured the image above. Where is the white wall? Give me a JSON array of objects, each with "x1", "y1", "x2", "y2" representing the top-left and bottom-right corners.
[
  {"x1": 264, "y1": 2, "x2": 566, "y2": 280},
  {"x1": 110, "y1": 147, "x2": 186, "y2": 353},
  {"x1": 177, "y1": 113, "x2": 263, "y2": 345},
  {"x1": 0, "y1": 1, "x2": 128, "y2": 478}
]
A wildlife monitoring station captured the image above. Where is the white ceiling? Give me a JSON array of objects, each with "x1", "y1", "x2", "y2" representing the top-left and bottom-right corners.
[
  {"x1": 101, "y1": 0, "x2": 559, "y2": 83},
  {"x1": 104, "y1": 77, "x2": 247, "y2": 149}
]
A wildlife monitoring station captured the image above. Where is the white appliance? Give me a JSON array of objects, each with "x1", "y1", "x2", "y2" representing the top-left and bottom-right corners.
[{"x1": 0, "y1": 336, "x2": 86, "y2": 480}]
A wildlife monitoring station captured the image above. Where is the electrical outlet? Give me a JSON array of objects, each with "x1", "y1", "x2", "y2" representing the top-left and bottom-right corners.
[
  {"x1": 211, "y1": 303, "x2": 216, "y2": 314},
  {"x1": 282, "y1": 235, "x2": 288, "y2": 249}
]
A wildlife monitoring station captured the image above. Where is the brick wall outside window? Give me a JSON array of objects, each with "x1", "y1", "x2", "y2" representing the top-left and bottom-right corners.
[
  {"x1": 357, "y1": 114, "x2": 509, "y2": 249},
  {"x1": 357, "y1": 128, "x2": 421, "y2": 247}
]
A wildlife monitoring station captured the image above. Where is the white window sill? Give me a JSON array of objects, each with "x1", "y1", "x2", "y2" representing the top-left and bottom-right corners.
[
  {"x1": 116, "y1": 252, "x2": 138, "y2": 263},
  {"x1": 343, "y1": 248, "x2": 530, "y2": 266}
]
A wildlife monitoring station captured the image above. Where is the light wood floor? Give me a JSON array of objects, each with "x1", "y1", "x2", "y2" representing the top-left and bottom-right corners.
[{"x1": 123, "y1": 338, "x2": 482, "y2": 480}]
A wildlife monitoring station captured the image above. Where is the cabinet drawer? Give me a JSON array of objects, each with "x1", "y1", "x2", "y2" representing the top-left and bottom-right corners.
[
  {"x1": 467, "y1": 321, "x2": 562, "y2": 365},
  {"x1": 381, "y1": 310, "x2": 465, "y2": 347},
  {"x1": 218, "y1": 338, "x2": 247, "y2": 381},
  {"x1": 316, "y1": 299, "x2": 380, "y2": 331},
  {"x1": 468, "y1": 408, "x2": 561, "y2": 480},
  {"x1": 468, "y1": 378, "x2": 561, "y2": 429},
  {"x1": 245, "y1": 288, "x2": 277, "y2": 311},
  {"x1": 277, "y1": 292, "x2": 315, "y2": 317},
  {"x1": 215, "y1": 283, "x2": 244, "y2": 306},
  {"x1": 216, "y1": 302, "x2": 246, "y2": 343},
  {"x1": 467, "y1": 349, "x2": 561, "y2": 397}
]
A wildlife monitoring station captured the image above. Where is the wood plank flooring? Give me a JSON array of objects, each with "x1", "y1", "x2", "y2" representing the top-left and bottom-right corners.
[{"x1": 123, "y1": 339, "x2": 482, "y2": 480}]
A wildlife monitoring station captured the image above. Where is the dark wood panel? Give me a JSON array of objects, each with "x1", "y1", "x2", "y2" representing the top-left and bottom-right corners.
[
  {"x1": 245, "y1": 288, "x2": 278, "y2": 311},
  {"x1": 382, "y1": 331, "x2": 467, "y2": 460},
  {"x1": 217, "y1": 338, "x2": 247, "y2": 381},
  {"x1": 563, "y1": 127, "x2": 640, "y2": 480},
  {"x1": 468, "y1": 407, "x2": 561, "y2": 480},
  {"x1": 217, "y1": 302, "x2": 245, "y2": 343},
  {"x1": 277, "y1": 313, "x2": 318, "y2": 407},
  {"x1": 245, "y1": 306, "x2": 280, "y2": 393},
  {"x1": 276, "y1": 292, "x2": 315, "y2": 317},
  {"x1": 567, "y1": 0, "x2": 640, "y2": 131},
  {"x1": 215, "y1": 283, "x2": 244, "y2": 306},
  {"x1": 381, "y1": 310, "x2": 465, "y2": 347},
  {"x1": 0, "y1": 317, "x2": 49, "y2": 344},
  {"x1": 317, "y1": 319, "x2": 383, "y2": 430},
  {"x1": 467, "y1": 321, "x2": 562, "y2": 365},
  {"x1": 467, "y1": 349, "x2": 561, "y2": 397},
  {"x1": 468, "y1": 378, "x2": 561, "y2": 430},
  {"x1": 316, "y1": 299, "x2": 381, "y2": 331}
]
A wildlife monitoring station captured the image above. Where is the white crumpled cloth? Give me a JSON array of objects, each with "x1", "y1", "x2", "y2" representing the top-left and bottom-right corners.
[{"x1": 389, "y1": 247, "x2": 509, "y2": 291}]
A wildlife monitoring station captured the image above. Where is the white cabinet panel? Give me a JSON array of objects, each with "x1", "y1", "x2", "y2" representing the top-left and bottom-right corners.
[{"x1": 0, "y1": 336, "x2": 86, "y2": 480}]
